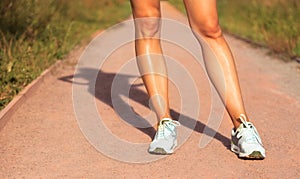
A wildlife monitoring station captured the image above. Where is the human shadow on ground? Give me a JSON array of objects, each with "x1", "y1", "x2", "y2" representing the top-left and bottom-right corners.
[{"x1": 59, "y1": 67, "x2": 231, "y2": 149}]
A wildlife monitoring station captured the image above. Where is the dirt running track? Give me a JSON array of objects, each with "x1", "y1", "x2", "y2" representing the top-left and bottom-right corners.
[{"x1": 1, "y1": 2, "x2": 300, "y2": 178}]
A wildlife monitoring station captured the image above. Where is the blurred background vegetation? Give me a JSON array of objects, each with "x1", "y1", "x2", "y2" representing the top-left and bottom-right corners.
[
  {"x1": 0, "y1": 0, "x2": 131, "y2": 109},
  {"x1": 169, "y1": 0, "x2": 300, "y2": 59},
  {"x1": 0, "y1": 0, "x2": 299, "y2": 110}
]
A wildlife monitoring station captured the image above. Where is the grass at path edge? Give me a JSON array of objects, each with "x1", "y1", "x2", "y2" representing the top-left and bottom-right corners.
[
  {"x1": 169, "y1": 0, "x2": 300, "y2": 60},
  {"x1": 0, "y1": 0, "x2": 131, "y2": 110}
]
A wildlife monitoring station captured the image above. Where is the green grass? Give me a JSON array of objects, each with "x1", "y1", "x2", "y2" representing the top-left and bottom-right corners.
[
  {"x1": 0, "y1": 0, "x2": 131, "y2": 110},
  {"x1": 1, "y1": 0, "x2": 299, "y2": 110},
  {"x1": 169, "y1": 0, "x2": 300, "y2": 59}
]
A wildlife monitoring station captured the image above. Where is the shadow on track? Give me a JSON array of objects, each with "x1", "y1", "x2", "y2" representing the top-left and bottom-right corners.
[{"x1": 59, "y1": 67, "x2": 230, "y2": 149}]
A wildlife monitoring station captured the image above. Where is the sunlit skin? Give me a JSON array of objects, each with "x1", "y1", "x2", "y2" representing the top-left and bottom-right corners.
[{"x1": 130, "y1": 0, "x2": 248, "y2": 129}]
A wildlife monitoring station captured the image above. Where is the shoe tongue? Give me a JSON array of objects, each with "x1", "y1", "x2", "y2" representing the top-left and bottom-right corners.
[
  {"x1": 236, "y1": 122, "x2": 247, "y2": 131},
  {"x1": 160, "y1": 121, "x2": 169, "y2": 126},
  {"x1": 237, "y1": 121, "x2": 254, "y2": 131},
  {"x1": 161, "y1": 118, "x2": 172, "y2": 124}
]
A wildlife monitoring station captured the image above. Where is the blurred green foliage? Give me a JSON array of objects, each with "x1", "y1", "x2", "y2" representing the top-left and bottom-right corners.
[
  {"x1": 0, "y1": 0, "x2": 131, "y2": 109},
  {"x1": 169, "y1": 0, "x2": 300, "y2": 59},
  {"x1": 1, "y1": 0, "x2": 299, "y2": 110}
]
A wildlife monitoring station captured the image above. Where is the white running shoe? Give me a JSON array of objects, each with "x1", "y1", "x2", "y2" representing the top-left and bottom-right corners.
[
  {"x1": 148, "y1": 118, "x2": 180, "y2": 155},
  {"x1": 231, "y1": 114, "x2": 266, "y2": 159}
]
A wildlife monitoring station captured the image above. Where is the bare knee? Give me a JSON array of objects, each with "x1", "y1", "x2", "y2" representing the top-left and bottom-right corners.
[
  {"x1": 136, "y1": 18, "x2": 160, "y2": 38},
  {"x1": 133, "y1": 9, "x2": 161, "y2": 38},
  {"x1": 191, "y1": 20, "x2": 223, "y2": 39}
]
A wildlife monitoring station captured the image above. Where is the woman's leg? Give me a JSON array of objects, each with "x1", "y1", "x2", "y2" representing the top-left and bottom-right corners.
[
  {"x1": 184, "y1": 0, "x2": 265, "y2": 159},
  {"x1": 130, "y1": 0, "x2": 171, "y2": 120},
  {"x1": 183, "y1": 0, "x2": 246, "y2": 128},
  {"x1": 130, "y1": 0, "x2": 180, "y2": 155}
]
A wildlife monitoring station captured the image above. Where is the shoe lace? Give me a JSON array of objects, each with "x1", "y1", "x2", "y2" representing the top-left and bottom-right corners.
[
  {"x1": 156, "y1": 119, "x2": 180, "y2": 139},
  {"x1": 239, "y1": 114, "x2": 263, "y2": 146}
]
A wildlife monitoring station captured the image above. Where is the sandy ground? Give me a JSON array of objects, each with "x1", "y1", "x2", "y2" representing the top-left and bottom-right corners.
[{"x1": 1, "y1": 2, "x2": 300, "y2": 178}]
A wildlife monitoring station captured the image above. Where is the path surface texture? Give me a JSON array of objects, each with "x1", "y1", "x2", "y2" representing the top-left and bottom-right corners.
[{"x1": 1, "y1": 2, "x2": 300, "y2": 178}]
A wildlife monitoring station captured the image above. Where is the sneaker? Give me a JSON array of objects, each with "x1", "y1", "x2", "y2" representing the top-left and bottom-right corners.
[
  {"x1": 148, "y1": 118, "x2": 180, "y2": 155},
  {"x1": 231, "y1": 114, "x2": 266, "y2": 159}
]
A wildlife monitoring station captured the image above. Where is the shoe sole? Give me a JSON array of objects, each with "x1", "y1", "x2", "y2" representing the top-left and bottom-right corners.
[
  {"x1": 148, "y1": 148, "x2": 168, "y2": 155},
  {"x1": 148, "y1": 140, "x2": 177, "y2": 155},
  {"x1": 245, "y1": 151, "x2": 265, "y2": 159},
  {"x1": 231, "y1": 143, "x2": 265, "y2": 160}
]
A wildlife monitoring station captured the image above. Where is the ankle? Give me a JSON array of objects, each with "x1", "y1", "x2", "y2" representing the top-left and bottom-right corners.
[
  {"x1": 233, "y1": 114, "x2": 249, "y2": 129},
  {"x1": 158, "y1": 114, "x2": 172, "y2": 121}
]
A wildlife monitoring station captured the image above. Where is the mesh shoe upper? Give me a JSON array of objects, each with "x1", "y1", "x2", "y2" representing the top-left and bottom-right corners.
[
  {"x1": 231, "y1": 114, "x2": 266, "y2": 159},
  {"x1": 148, "y1": 118, "x2": 180, "y2": 154}
]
